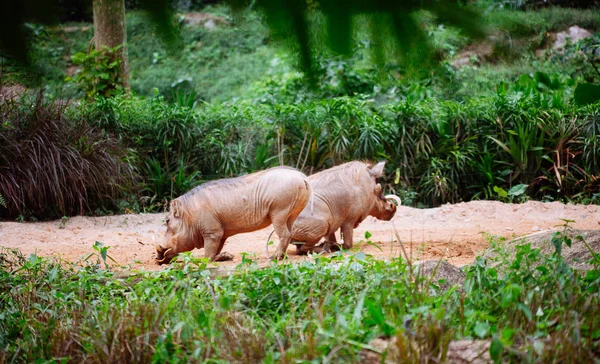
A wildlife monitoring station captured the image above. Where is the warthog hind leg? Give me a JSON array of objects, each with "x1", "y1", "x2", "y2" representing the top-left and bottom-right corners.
[{"x1": 270, "y1": 216, "x2": 294, "y2": 260}]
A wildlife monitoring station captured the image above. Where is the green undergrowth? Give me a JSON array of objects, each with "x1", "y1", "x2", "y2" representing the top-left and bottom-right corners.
[
  {"x1": 3, "y1": 6, "x2": 600, "y2": 102},
  {"x1": 2, "y1": 5, "x2": 600, "y2": 219},
  {"x1": 2, "y1": 83, "x2": 600, "y2": 219},
  {"x1": 1, "y1": 232, "x2": 598, "y2": 362}
]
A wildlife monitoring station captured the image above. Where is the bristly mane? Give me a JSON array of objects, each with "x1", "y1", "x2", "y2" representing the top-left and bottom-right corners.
[
  {"x1": 176, "y1": 166, "x2": 299, "y2": 206},
  {"x1": 311, "y1": 161, "x2": 373, "y2": 184}
]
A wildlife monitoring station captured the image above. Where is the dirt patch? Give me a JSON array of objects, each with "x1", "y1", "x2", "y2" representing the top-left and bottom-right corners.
[
  {"x1": 1, "y1": 201, "x2": 600, "y2": 271},
  {"x1": 486, "y1": 228, "x2": 600, "y2": 271},
  {"x1": 0, "y1": 84, "x2": 27, "y2": 101},
  {"x1": 451, "y1": 43, "x2": 494, "y2": 68}
]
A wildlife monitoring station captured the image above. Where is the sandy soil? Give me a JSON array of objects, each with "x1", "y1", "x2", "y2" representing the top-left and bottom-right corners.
[{"x1": 1, "y1": 200, "x2": 599, "y2": 271}]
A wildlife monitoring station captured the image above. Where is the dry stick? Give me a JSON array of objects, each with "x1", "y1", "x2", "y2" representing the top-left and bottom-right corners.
[
  {"x1": 203, "y1": 276, "x2": 218, "y2": 306},
  {"x1": 296, "y1": 131, "x2": 308, "y2": 169},
  {"x1": 279, "y1": 129, "x2": 285, "y2": 166},
  {"x1": 277, "y1": 129, "x2": 283, "y2": 166},
  {"x1": 323, "y1": 345, "x2": 344, "y2": 363},
  {"x1": 87, "y1": 36, "x2": 96, "y2": 54},
  {"x1": 300, "y1": 137, "x2": 312, "y2": 172},
  {"x1": 265, "y1": 230, "x2": 276, "y2": 258},
  {"x1": 392, "y1": 224, "x2": 412, "y2": 267}
]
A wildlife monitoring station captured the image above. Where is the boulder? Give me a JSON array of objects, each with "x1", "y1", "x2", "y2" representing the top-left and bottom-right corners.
[{"x1": 552, "y1": 26, "x2": 592, "y2": 50}]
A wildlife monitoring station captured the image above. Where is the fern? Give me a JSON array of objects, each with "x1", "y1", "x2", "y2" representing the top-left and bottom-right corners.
[{"x1": 0, "y1": 193, "x2": 6, "y2": 208}]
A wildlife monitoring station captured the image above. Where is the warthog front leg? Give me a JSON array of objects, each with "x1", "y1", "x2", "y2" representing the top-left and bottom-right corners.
[
  {"x1": 341, "y1": 223, "x2": 354, "y2": 250},
  {"x1": 204, "y1": 232, "x2": 232, "y2": 262},
  {"x1": 214, "y1": 237, "x2": 233, "y2": 261}
]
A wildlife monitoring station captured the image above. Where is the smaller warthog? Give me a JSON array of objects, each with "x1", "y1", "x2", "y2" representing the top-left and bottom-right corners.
[
  {"x1": 288, "y1": 161, "x2": 400, "y2": 254},
  {"x1": 155, "y1": 166, "x2": 311, "y2": 264}
]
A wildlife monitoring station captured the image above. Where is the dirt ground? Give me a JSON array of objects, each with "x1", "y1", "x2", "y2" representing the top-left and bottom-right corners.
[{"x1": 1, "y1": 200, "x2": 599, "y2": 271}]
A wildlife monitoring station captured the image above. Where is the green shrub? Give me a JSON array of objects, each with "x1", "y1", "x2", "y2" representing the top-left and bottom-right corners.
[
  {"x1": 66, "y1": 45, "x2": 124, "y2": 100},
  {"x1": 69, "y1": 76, "x2": 600, "y2": 209}
]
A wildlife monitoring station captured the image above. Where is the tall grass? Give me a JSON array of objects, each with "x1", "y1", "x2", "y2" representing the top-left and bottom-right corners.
[{"x1": 0, "y1": 93, "x2": 134, "y2": 219}]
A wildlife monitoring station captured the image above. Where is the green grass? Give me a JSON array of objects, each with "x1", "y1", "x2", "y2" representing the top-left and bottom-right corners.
[
  {"x1": 484, "y1": 7, "x2": 600, "y2": 36},
  {"x1": 3, "y1": 6, "x2": 274, "y2": 101},
  {"x1": 0, "y1": 230, "x2": 598, "y2": 362}
]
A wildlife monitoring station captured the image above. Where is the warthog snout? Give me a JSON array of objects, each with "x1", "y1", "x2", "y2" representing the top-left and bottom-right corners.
[
  {"x1": 374, "y1": 194, "x2": 400, "y2": 221},
  {"x1": 385, "y1": 194, "x2": 401, "y2": 208},
  {"x1": 154, "y1": 243, "x2": 174, "y2": 265}
]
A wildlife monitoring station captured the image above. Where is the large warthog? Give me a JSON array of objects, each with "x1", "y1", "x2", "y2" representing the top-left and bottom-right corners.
[
  {"x1": 288, "y1": 161, "x2": 400, "y2": 254},
  {"x1": 155, "y1": 166, "x2": 312, "y2": 264}
]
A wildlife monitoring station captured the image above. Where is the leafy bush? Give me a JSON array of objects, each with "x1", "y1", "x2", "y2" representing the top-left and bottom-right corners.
[
  {"x1": 66, "y1": 75, "x2": 600, "y2": 210},
  {"x1": 66, "y1": 45, "x2": 124, "y2": 100}
]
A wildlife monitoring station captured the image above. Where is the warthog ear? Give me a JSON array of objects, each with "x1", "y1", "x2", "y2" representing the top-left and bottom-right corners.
[
  {"x1": 374, "y1": 183, "x2": 382, "y2": 196},
  {"x1": 171, "y1": 199, "x2": 182, "y2": 219},
  {"x1": 369, "y1": 161, "x2": 386, "y2": 178}
]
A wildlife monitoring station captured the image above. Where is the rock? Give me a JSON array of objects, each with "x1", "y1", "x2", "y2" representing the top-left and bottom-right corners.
[
  {"x1": 552, "y1": 26, "x2": 592, "y2": 50},
  {"x1": 204, "y1": 18, "x2": 217, "y2": 30},
  {"x1": 447, "y1": 340, "x2": 492, "y2": 363},
  {"x1": 360, "y1": 337, "x2": 491, "y2": 363},
  {"x1": 485, "y1": 228, "x2": 600, "y2": 271},
  {"x1": 360, "y1": 338, "x2": 396, "y2": 364},
  {"x1": 182, "y1": 13, "x2": 229, "y2": 28},
  {"x1": 414, "y1": 260, "x2": 466, "y2": 290},
  {"x1": 451, "y1": 43, "x2": 494, "y2": 68}
]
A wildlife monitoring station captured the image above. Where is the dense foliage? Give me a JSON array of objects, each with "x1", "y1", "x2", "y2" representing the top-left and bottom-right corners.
[
  {"x1": 0, "y1": 232, "x2": 598, "y2": 362},
  {"x1": 3, "y1": 74, "x2": 600, "y2": 218},
  {"x1": 1, "y1": 5, "x2": 600, "y2": 219}
]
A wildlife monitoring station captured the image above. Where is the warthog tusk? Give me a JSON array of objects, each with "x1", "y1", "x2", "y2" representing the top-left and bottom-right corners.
[
  {"x1": 385, "y1": 194, "x2": 402, "y2": 207},
  {"x1": 155, "y1": 248, "x2": 172, "y2": 265}
]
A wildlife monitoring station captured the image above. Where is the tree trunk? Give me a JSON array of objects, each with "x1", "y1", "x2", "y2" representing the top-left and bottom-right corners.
[{"x1": 92, "y1": 0, "x2": 130, "y2": 91}]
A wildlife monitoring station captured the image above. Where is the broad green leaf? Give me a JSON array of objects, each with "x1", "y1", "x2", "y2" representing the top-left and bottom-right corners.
[
  {"x1": 508, "y1": 184, "x2": 528, "y2": 197},
  {"x1": 490, "y1": 337, "x2": 504, "y2": 362},
  {"x1": 517, "y1": 303, "x2": 532, "y2": 321},
  {"x1": 493, "y1": 186, "x2": 508, "y2": 198},
  {"x1": 474, "y1": 322, "x2": 489, "y2": 338}
]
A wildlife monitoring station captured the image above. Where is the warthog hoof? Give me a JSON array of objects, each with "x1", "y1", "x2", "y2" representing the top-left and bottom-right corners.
[
  {"x1": 269, "y1": 251, "x2": 286, "y2": 261},
  {"x1": 325, "y1": 242, "x2": 342, "y2": 252},
  {"x1": 314, "y1": 241, "x2": 342, "y2": 253},
  {"x1": 214, "y1": 252, "x2": 234, "y2": 262}
]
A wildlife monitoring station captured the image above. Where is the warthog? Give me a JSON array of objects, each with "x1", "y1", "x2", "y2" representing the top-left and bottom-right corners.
[
  {"x1": 155, "y1": 166, "x2": 312, "y2": 264},
  {"x1": 286, "y1": 161, "x2": 400, "y2": 254}
]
